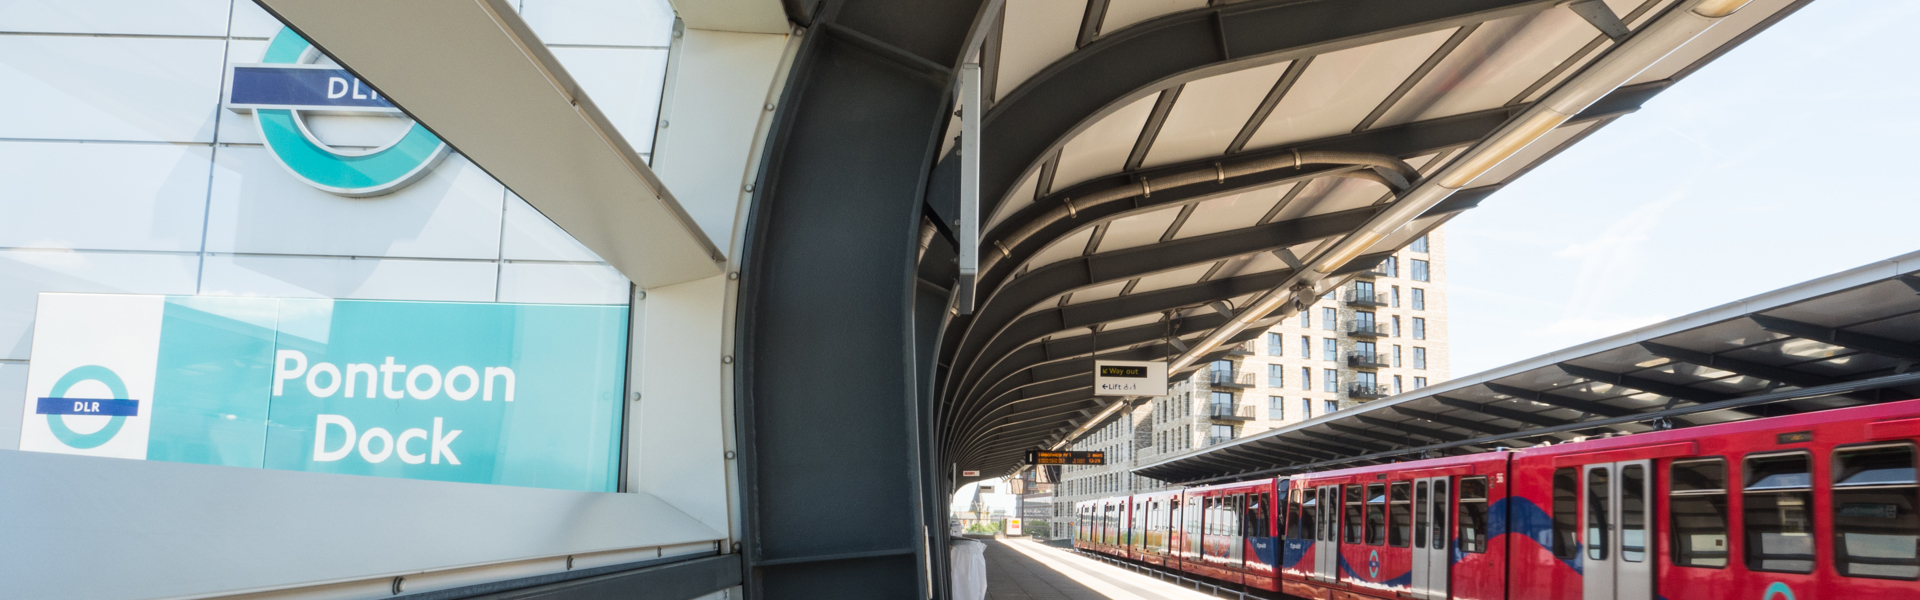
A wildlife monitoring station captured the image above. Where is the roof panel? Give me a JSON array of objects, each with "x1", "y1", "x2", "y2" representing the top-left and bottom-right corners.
[
  {"x1": 1053, "y1": 92, "x2": 1161, "y2": 190},
  {"x1": 1128, "y1": 262, "x2": 1216, "y2": 296},
  {"x1": 1091, "y1": 204, "x2": 1183, "y2": 253},
  {"x1": 1143, "y1": 61, "x2": 1291, "y2": 168},
  {"x1": 1244, "y1": 29, "x2": 1457, "y2": 150},
  {"x1": 1025, "y1": 226, "x2": 1095, "y2": 269},
  {"x1": 1101, "y1": 0, "x2": 1210, "y2": 36},
  {"x1": 988, "y1": 167, "x2": 1044, "y2": 231},
  {"x1": 1170, "y1": 183, "x2": 1291, "y2": 239},
  {"x1": 1765, "y1": 280, "x2": 1920, "y2": 328},
  {"x1": 1376, "y1": 8, "x2": 1603, "y2": 127},
  {"x1": 995, "y1": 0, "x2": 1086, "y2": 102}
]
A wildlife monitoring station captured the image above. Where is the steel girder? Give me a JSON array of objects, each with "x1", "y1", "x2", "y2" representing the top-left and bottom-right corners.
[{"x1": 733, "y1": 0, "x2": 986, "y2": 597}]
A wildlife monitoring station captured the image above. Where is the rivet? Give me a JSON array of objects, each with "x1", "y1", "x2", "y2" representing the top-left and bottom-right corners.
[
  {"x1": 725, "y1": 450, "x2": 738, "y2": 459},
  {"x1": 636, "y1": 291, "x2": 647, "y2": 300},
  {"x1": 632, "y1": 393, "x2": 642, "y2": 403},
  {"x1": 660, "y1": 120, "x2": 669, "y2": 128},
  {"x1": 744, "y1": 183, "x2": 755, "y2": 193},
  {"x1": 764, "y1": 103, "x2": 775, "y2": 111},
  {"x1": 722, "y1": 355, "x2": 734, "y2": 364},
  {"x1": 728, "y1": 271, "x2": 740, "y2": 280}
]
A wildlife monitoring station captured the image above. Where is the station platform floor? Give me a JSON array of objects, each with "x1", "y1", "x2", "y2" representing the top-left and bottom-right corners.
[{"x1": 979, "y1": 539, "x2": 1220, "y2": 600}]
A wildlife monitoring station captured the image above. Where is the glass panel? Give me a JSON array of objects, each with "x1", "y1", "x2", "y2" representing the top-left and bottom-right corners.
[
  {"x1": 1834, "y1": 446, "x2": 1920, "y2": 579},
  {"x1": 1366, "y1": 483, "x2": 1387, "y2": 545},
  {"x1": 1390, "y1": 482, "x2": 1411, "y2": 547},
  {"x1": 1460, "y1": 477, "x2": 1488, "y2": 554},
  {"x1": 1414, "y1": 481, "x2": 1429, "y2": 549},
  {"x1": 1345, "y1": 485, "x2": 1364, "y2": 544},
  {"x1": 1553, "y1": 468, "x2": 1580, "y2": 558},
  {"x1": 1588, "y1": 468, "x2": 1611, "y2": 561},
  {"x1": 1745, "y1": 454, "x2": 1814, "y2": 573},
  {"x1": 1433, "y1": 479, "x2": 1449, "y2": 552},
  {"x1": 1622, "y1": 465, "x2": 1647, "y2": 562}
]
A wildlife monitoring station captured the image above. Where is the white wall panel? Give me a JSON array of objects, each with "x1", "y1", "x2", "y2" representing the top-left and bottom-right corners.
[
  {"x1": 229, "y1": 0, "x2": 285, "y2": 38},
  {"x1": 503, "y1": 194, "x2": 609, "y2": 262},
  {"x1": 497, "y1": 262, "x2": 629, "y2": 305},
  {"x1": 0, "y1": 35, "x2": 226, "y2": 143},
  {"x1": 205, "y1": 146, "x2": 506, "y2": 259},
  {"x1": 0, "y1": 362, "x2": 25, "y2": 451},
  {"x1": 0, "y1": 141, "x2": 211, "y2": 252},
  {"x1": 521, "y1": 0, "x2": 676, "y2": 47},
  {"x1": 1100, "y1": 0, "x2": 1208, "y2": 35},
  {"x1": 198, "y1": 254, "x2": 497, "y2": 302},
  {"x1": 0, "y1": 0, "x2": 231, "y2": 37},
  {"x1": 0, "y1": 250, "x2": 199, "y2": 360},
  {"x1": 550, "y1": 47, "x2": 670, "y2": 153},
  {"x1": 1051, "y1": 92, "x2": 1159, "y2": 191},
  {"x1": 995, "y1": 0, "x2": 1084, "y2": 102}
]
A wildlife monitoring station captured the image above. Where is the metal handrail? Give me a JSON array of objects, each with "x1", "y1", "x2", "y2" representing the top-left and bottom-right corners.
[
  {"x1": 1347, "y1": 321, "x2": 1389, "y2": 335},
  {"x1": 1206, "y1": 371, "x2": 1256, "y2": 386},
  {"x1": 1343, "y1": 291, "x2": 1388, "y2": 305},
  {"x1": 1348, "y1": 383, "x2": 1390, "y2": 396},
  {"x1": 1346, "y1": 351, "x2": 1388, "y2": 367}
]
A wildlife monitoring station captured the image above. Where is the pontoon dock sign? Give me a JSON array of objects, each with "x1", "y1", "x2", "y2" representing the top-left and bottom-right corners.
[
  {"x1": 1093, "y1": 360, "x2": 1167, "y2": 396},
  {"x1": 961, "y1": 470, "x2": 981, "y2": 477}
]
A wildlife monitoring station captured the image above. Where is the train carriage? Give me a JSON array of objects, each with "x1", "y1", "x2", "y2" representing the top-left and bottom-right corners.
[{"x1": 1068, "y1": 398, "x2": 1920, "y2": 600}]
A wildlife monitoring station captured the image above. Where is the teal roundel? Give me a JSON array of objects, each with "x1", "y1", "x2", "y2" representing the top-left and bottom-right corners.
[
  {"x1": 46, "y1": 365, "x2": 131, "y2": 449},
  {"x1": 254, "y1": 27, "x2": 448, "y2": 197}
]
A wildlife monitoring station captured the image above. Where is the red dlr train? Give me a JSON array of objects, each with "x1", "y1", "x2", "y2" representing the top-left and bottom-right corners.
[{"x1": 1074, "y1": 398, "x2": 1920, "y2": 599}]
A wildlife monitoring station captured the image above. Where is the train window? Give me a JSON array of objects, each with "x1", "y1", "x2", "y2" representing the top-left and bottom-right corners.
[
  {"x1": 1832, "y1": 444, "x2": 1919, "y2": 580},
  {"x1": 1414, "y1": 481, "x2": 1430, "y2": 549},
  {"x1": 1344, "y1": 485, "x2": 1364, "y2": 544},
  {"x1": 1297, "y1": 491, "x2": 1317, "y2": 541},
  {"x1": 1390, "y1": 482, "x2": 1412, "y2": 547},
  {"x1": 1744, "y1": 453, "x2": 1815, "y2": 573},
  {"x1": 1588, "y1": 468, "x2": 1612, "y2": 561},
  {"x1": 1366, "y1": 483, "x2": 1387, "y2": 545},
  {"x1": 1671, "y1": 458, "x2": 1730, "y2": 568},
  {"x1": 1553, "y1": 468, "x2": 1580, "y2": 559},
  {"x1": 1460, "y1": 477, "x2": 1489, "y2": 554},
  {"x1": 1622, "y1": 465, "x2": 1647, "y2": 562},
  {"x1": 1246, "y1": 493, "x2": 1272, "y2": 539},
  {"x1": 1433, "y1": 479, "x2": 1450, "y2": 552}
]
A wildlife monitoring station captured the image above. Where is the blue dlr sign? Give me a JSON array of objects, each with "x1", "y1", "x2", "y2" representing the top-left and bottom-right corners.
[{"x1": 226, "y1": 64, "x2": 401, "y2": 113}]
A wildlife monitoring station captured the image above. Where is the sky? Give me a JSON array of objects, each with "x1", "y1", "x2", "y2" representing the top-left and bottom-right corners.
[{"x1": 1446, "y1": 0, "x2": 1920, "y2": 376}]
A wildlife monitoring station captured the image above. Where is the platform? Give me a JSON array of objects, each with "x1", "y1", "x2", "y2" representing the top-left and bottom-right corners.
[{"x1": 982, "y1": 539, "x2": 1218, "y2": 600}]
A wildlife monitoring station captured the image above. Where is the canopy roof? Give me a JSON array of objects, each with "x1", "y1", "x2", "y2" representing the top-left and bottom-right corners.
[
  {"x1": 1136, "y1": 251, "x2": 1920, "y2": 484},
  {"x1": 936, "y1": 0, "x2": 1815, "y2": 479}
]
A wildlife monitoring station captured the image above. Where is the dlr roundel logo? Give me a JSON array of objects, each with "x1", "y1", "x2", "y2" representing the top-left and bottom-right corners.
[{"x1": 34, "y1": 365, "x2": 140, "y2": 450}]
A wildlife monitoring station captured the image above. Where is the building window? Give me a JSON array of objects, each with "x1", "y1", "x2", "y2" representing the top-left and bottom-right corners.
[
  {"x1": 1321, "y1": 307, "x2": 1337, "y2": 330},
  {"x1": 1414, "y1": 377, "x2": 1427, "y2": 389},
  {"x1": 1323, "y1": 369, "x2": 1337, "y2": 392},
  {"x1": 1299, "y1": 312, "x2": 1310, "y2": 328},
  {"x1": 1392, "y1": 316, "x2": 1401, "y2": 337},
  {"x1": 1393, "y1": 375, "x2": 1403, "y2": 394},
  {"x1": 1392, "y1": 345, "x2": 1402, "y2": 367},
  {"x1": 1268, "y1": 365, "x2": 1285, "y2": 387},
  {"x1": 1323, "y1": 338, "x2": 1337, "y2": 361},
  {"x1": 1300, "y1": 367, "x2": 1311, "y2": 391},
  {"x1": 1267, "y1": 332, "x2": 1283, "y2": 356},
  {"x1": 1410, "y1": 235, "x2": 1428, "y2": 253},
  {"x1": 1412, "y1": 317, "x2": 1427, "y2": 340},
  {"x1": 1210, "y1": 424, "x2": 1234, "y2": 444},
  {"x1": 1299, "y1": 336, "x2": 1310, "y2": 358},
  {"x1": 1301, "y1": 398, "x2": 1312, "y2": 418},
  {"x1": 1356, "y1": 371, "x2": 1378, "y2": 389},
  {"x1": 1390, "y1": 286, "x2": 1400, "y2": 308},
  {"x1": 1412, "y1": 288, "x2": 1425, "y2": 310},
  {"x1": 1414, "y1": 347, "x2": 1427, "y2": 370},
  {"x1": 1324, "y1": 400, "x2": 1338, "y2": 415},
  {"x1": 1745, "y1": 453, "x2": 1816, "y2": 573},
  {"x1": 1411, "y1": 259, "x2": 1430, "y2": 282},
  {"x1": 1268, "y1": 396, "x2": 1285, "y2": 420}
]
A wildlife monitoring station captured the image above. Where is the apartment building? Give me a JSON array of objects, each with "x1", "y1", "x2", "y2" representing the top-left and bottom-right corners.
[{"x1": 1047, "y1": 230, "x2": 1450, "y2": 536}]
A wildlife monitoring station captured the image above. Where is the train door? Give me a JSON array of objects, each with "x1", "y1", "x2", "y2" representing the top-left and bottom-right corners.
[
  {"x1": 1583, "y1": 461, "x2": 1652, "y2": 600},
  {"x1": 1410, "y1": 477, "x2": 1449, "y2": 600},
  {"x1": 1314, "y1": 485, "x2": 1340, "y2": 582}
]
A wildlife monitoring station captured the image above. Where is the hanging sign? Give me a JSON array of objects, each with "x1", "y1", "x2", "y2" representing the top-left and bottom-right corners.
[
  {"x1": 1025, "y1": 450, "x2": 1105, "y2": 465},
  {"x1": 1093, "y1": 360, "x2": 1167, "y2": 396}
]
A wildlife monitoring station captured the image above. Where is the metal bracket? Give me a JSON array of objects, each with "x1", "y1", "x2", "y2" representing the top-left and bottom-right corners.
[{"x1": 1569, "y1": 0, "x2": 1632, "y2": 41}]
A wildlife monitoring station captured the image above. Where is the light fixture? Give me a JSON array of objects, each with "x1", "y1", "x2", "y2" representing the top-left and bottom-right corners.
[{"x1": 1692, "y1": 0, "x2": 1753, "y2": 18}]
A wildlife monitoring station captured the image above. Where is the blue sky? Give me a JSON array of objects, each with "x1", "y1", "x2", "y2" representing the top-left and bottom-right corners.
[{"x1": 1447, "y1": 0, "x2": 1920, "y2": 376}]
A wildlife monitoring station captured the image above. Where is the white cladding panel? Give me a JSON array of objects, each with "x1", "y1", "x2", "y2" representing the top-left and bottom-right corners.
[
  {"x1": 0, "y1": 250, "x2": 200, "y2": 361},
  {"x1": 0, "y1": 35, "x2": 226, "y2": 143},
  {"x1": 0, "y1": 141, "x2": 212, "y2": 253}
]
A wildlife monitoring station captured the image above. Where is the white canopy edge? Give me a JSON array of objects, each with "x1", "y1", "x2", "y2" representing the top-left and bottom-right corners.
[{"x1": 256, "y1": 0, "x2": 725, "y2": 289}]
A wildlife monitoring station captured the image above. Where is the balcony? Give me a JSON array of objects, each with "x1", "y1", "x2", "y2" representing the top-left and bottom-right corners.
[
  {"x1": 1346, "y1": 351, "x2": 1389, "y2": 369},
  {"x1": 1204, "y1": 435, "x2": 1236, "y2": 447},
  {"x1": 1346, "y1": 321, "x2": 1389, "y2": 338},
  {"x1": 1226, "y1": 340, "x2": 1256, "y2": 355},
  {"x1": 1206, "y1": 370, "x2": 1256, "y2": 389},
  {"x1": 1347, "y1": 383, "x2": 1391, "y2": 399},
  {"x1": 1344, "y1": 291, "x2": 1388, "y2": 308},
  {"x1": 1208, "y1": 402, "x2": 1256, "y2": 421}
]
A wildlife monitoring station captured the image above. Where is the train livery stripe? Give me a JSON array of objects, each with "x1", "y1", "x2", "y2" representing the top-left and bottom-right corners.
[{"x1": 1488, "y1": 496, "x2": 1583, "y2": 575}]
